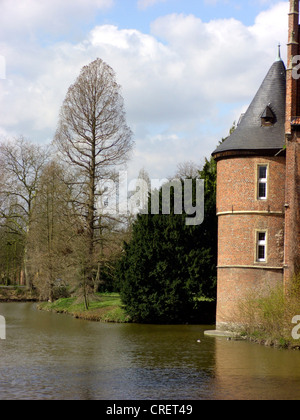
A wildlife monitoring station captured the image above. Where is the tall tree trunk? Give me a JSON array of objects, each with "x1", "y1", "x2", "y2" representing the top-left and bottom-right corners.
[
  {"x1": 86, "y1": 134, "x2": 96, "y2": 285},
  {"x1": 23, "y1": 241, "x2": 31, "y2": 290}
]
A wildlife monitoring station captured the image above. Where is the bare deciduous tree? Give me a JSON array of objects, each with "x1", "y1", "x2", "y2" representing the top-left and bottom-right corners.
[
  {"x1": 28, "y1": 161, "x2": 82, "y2": 301},
  {"x1": 173, "y1": 160, "x2": 202, "y2": 180},
  {"x1": 0, "y1": 137, "x2": 49, "y2": 288},
  {"x1": 53, "y1": 58, "x2": 133, "y2": 306}
]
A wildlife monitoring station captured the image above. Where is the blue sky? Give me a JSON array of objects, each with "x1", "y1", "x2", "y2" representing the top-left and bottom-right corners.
[
  {"x1": 92, "y1": 1, "x2": 282, "y2": 33},
  {"x1": 0, "y1": 0, "x2": 290, "y2": 180},
  {"x1": 34, "y1": 1, "x2": 286, "y2": 44}
]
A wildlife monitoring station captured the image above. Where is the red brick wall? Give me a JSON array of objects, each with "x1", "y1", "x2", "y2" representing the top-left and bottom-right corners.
[
  {"x1": 217, "y1": 156, "x2": 286, "y2": 214},
  {"x1": 284, "y1": 1, "x2": 300, "y2": 284},
  {"x1": 218, "y1": 215, "x2": 284, "y2": 268},
  {"x1": 216, "y1": 156, "x2": 285, "y2": 328},
  {"x1": 216, "y1": 268, "x2": 283, "y2": 328},
  {"x1": 286, "y1": 1, "x2": 300, "y2": 133},
  {"x1": 284, "y1": 136, "x2": 300, "y2": 284}
]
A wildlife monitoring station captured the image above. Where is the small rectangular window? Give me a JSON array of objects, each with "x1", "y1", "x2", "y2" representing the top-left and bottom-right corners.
[
  {"x1": 259, "y1": 166, "x2": 267, "y2": 179},
  {"x1": 257, "y1": 231, "x2": 267, "y2": 262},
  {"x1": 258, "y1": 165, "x2": 268, "y2": 200}
]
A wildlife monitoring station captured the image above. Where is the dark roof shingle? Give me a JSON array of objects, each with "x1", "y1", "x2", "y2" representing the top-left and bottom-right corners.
[{"x1": 212, "y1": 59, "x2": 286, "y2": 157}]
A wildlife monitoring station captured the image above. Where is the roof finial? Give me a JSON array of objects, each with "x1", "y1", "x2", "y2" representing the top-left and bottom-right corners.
[{"x1": 276, "y1": 43, "x2": 282, "y2": 61}]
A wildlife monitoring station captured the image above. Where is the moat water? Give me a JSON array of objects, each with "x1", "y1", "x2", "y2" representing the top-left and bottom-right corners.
[{"x1": 0, "y1": 302, "x2": 300, "y2": 400}]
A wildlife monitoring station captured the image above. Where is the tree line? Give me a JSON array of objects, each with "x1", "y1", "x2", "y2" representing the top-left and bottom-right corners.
[
  {"x1": 0, "y1": 57, "x2": 219, "y2": 322},
  {"x1": 0, "y1": 58, "x2": 133, "y2": 307}
]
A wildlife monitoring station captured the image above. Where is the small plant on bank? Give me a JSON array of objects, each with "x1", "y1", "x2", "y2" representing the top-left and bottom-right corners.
[{"x1": 233, "y1": 274, "x2": 300, "y2": 348}]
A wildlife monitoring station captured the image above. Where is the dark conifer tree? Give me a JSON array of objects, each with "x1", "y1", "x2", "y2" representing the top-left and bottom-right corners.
[{"x1": 117, "y1": 162, "x2": 217, "y2": 324}]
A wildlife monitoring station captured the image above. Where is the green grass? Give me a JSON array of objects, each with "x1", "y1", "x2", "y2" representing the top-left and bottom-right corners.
[{"x1": 38, "y1": 293, "x2": 131, "y2": 323}]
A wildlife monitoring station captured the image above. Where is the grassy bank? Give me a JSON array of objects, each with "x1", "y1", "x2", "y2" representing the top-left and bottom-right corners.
[{"x1": 38, "y1": 293, "x2": 131, "y2": 323}]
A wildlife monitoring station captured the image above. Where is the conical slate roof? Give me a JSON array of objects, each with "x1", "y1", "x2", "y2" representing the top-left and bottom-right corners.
[{"x1": 212, "y1": 59, "x2": 286, "y2": 157}]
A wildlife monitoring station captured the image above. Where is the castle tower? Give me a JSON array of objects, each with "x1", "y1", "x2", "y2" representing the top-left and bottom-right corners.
[
  {"x1": 212, "y1": 54, "x2": 287, "y2": 329},
  {"x1": 284, "y1": 0, "x2": 300, "y2": 284}
]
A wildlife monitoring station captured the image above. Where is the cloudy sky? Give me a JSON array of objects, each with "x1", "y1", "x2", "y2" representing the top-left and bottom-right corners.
[{"x1": 0, "y1": 0, "x2": 289, "y2": 180}]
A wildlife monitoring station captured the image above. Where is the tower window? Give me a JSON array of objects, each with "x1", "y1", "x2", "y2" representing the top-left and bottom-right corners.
[
  {"x1": 257, "y1": 165, "x2": 268, "y2": 200},
  {"x1": 257, "y1": 231, "x2": 267, "y2": 262}
]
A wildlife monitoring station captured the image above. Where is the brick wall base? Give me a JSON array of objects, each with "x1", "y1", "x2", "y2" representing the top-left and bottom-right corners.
[{"x1": 216, "y1": 267, "x2": 283, "y2": 330}]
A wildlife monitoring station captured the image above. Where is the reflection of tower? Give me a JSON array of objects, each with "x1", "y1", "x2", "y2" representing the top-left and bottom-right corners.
[
  {"x1": 212, "y1": 51, "x2": 287, "y2": 329},
  {"x1": 212, "y1": 336, "x2": 300, "y2": 400},
  {"x1": 284, "y1": 0, "x2": 300, "y2": 285}
]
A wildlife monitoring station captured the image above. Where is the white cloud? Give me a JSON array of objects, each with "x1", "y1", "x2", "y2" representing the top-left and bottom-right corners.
[
  {"x1": 137, "y1": 0, "x2": 167, "y2": 10},
  {"x1": 0, "y1": 1, "x2": 290, "y2": 179},
  {"x1": 0, "y1": 0, "x2": 114, "y2": 41}
]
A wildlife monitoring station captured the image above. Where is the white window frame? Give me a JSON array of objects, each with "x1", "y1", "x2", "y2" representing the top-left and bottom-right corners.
[
  {"x1": 256, "y1": 231, "x2": 267, "y2": 262},
  {"x1": 257, "y1": 164, "x2": 268, "y2": 200}
]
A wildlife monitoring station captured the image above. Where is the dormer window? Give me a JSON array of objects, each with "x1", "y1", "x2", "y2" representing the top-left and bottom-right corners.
[{"x1": 261, "y1": 106, "x2": 276, "y2": 126}]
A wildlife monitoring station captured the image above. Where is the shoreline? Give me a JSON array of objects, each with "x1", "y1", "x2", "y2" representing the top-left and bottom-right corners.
[
  {"x1": 204, "y1": 328, "x2": 300, "y2": 350},
  {"x1": 0, "y1": 287, "x2": 38, "y2": 303},
  {"x1": 2, "y1": 290, "x2": 300, "y2": 348},
  {"x1": 37, "y1": 294, "x2": 132, "y2": 324}
]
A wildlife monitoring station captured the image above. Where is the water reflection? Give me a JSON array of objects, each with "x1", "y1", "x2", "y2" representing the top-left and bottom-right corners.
[
  {"x1": 213, "y1": 337, "x2": 300, "y2": 400},
  {"x1": 0, "y1": 303, "x2": 300, "y2": 400}
]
